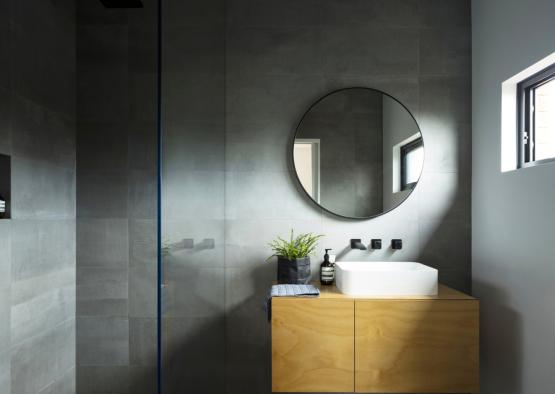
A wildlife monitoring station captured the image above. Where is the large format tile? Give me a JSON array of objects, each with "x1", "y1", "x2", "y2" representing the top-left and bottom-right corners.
[
  {"x1": 419, "y1": 27, "x2": 471, "y2": 77},
  {"x1": 77, "y1": 316, "x2": 129, "y2": 366},
  {"x1": 38, "y1": 367, "x2": 76, "y2": 394},
  {"x1": 419, "y1": 219, "x2": 471, "y2": 292},
  {"x1": 129, "y1": 72, "x2": 157, "y2": 122},
  {"x1": 129, "y1": 366, "x2": 157, "y2": 394},
  {"x1": 11, "y1": 158, "x2": 76, "y2": 219},
  {"x1": 0, "y1": 347, "x2": 10, "y2": 394},
  {"x1": 128, "y1": 170, "x2": 157, "y2": 220},
  {"x1": 164, "y1": 26, "x2": 224, "y2": 77},
  {"x1": 11, "y1": 283, "x2": 75, "y2": 346},
  {"x1": 227, "y1": 0, "x2": 320, "y2": 28},
  {"x1": 162, "y1": 219, "x2": 225, "y2": 268},
  {"x1": 163, "y1": 71, "x2": 224, "y2": 125},
  {"x1": 163, "y1": 266, "x2": 224, "y2": 318},
  {"x1": 227, "y1": 26, "x2": 322, "y2": 76},
  {"x1": 163, "y1": 120, "x2": 225, "y2": 172},
  {"x1": 417, "y1": 172, "x2": 470, "y2": 223},
  {"x1": 129, "y1": 265, "x2": 157, "y2": 318},
  {"x1": 11, "y1": 219, "x2": 75, "y2": 281},
  {"x1": 10, "y1": 29, "x2": 75, "y2": 116},
  {"x1": 76, "y1": 170, "x2": 128, "y2": 219},
  {"x1": 77, "y1": 266, "x2": 128, "y2": 317},
  {"x1": 128, "y1": 121, "x2": 157, "y2": 172},
  {"x1": 225, "y1": 170, "x2": 322, "y2": 221},
  {"x1": 0, "y1": 288, "x2": 9, "y2": 356},
  {"x1": 77, "y1": 366, "x2": 129, "y2": 394},
  {"x1": 77, "y1": 219, "x2": 128, "y2": 267},
  {"x1": 162, "y1": 170, "x2": 225, "y2": 221},
  {"x1": 225, "y1": 73, "x2": 325, "y2": 127},
  {"x1": 419, "y1": 0, "x2": 470, "y2": 27},
  {"x1": 319, "y1": 27, "x2": 419, "y2": 76},
  {"x1": 129, "y1": 318, "x2": 157, "y2": 366},
  {"x1": 321, "y1": 0, "x2": 420, "y2": 28},
  {"x1": 11, "y1": 319, "x2": 75, "y2": 394},
  {"x1": 419, "y1": 75, "x2": 471, "y2": 124},
  {"x1": 11, "y1": 95, "x2": 75, "y2": 169},
  {"x1": 0, "y1": 221, "x2": 10, "y2": 290},
  {"x1": 163, "y1": 316, "x2": 225, "y2": 394},
  {"x1": 0, "y1": 86, "x2": 11, "y2": 155},
  {"x1": 76, "y1": 121, "x2": 128, "y2": 172},
  {"x1": 129, "y1": 219, "x2": 157, "y2": 268}
]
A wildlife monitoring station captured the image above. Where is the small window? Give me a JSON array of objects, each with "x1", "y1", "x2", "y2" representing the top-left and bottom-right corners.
[
  {"x1": 400, "y1": 137, "x2": 423, "y2": 191},
  {"x1": 518, "y1": 63, "x2": 555, "y2": 167}
]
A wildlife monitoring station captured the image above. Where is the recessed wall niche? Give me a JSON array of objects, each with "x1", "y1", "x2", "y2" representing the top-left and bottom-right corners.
[{"x1": 0, "y1": 154, "x2": 10, "y2": 219}]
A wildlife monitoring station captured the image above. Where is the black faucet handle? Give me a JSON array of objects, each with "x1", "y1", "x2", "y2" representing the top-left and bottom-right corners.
[
  {"x1": 391, "y1": 239, "x2": 403, "y2": 250},
  {"x1": 371, "y1": 239, "x2": 382, "y2": 249}
]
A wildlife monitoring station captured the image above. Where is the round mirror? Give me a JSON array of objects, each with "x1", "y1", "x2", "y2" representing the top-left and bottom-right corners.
[{"x1": 292, "y1": 87, "x2": 424, "y2": 219}]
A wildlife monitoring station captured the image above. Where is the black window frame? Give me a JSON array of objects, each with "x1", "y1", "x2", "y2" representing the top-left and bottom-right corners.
[
  {"x1": 517, "y1": 63, "x2": 555, "y2": 168},
  {"x1": 400, "y1": 137, "x2": 423, "y2": 191}
]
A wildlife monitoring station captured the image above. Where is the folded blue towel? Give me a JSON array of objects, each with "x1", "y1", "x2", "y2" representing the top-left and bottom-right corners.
[{"x1": 265, "y1": 284, "x2": 320, "y2": 321}]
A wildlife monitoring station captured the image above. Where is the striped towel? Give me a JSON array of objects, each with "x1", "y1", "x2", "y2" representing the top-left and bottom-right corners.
[{"x1": 265, "y1": 284, "x2": 320, "y2": 321}]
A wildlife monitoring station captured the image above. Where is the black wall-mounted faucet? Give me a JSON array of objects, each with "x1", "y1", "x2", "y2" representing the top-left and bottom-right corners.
[
  {"x1": 391, "y1": 239, "x2": 403, "y2": 250},
  {"x1": 350, "y1": 239, "x2": 367, "y2": 250}
]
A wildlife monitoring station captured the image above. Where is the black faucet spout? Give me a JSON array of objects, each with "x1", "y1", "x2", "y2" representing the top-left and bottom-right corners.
[{"x1": 350, "y1": 239, "x2": 367, "y2": 250}]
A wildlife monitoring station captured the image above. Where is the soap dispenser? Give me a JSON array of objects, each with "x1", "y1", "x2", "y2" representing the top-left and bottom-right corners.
[{"x1": 320, "y1": 248, "x2": 335, "y2": 285}]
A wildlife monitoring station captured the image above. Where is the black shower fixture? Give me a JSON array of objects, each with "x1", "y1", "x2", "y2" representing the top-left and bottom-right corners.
[{"x1": 100, "y1": 0, "x2": 143, "y2": 8}]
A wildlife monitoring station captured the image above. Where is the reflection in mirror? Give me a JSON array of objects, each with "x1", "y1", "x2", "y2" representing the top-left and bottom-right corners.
[{"x1": 293, "y1": 88, "x2": 424, "y2": 219}]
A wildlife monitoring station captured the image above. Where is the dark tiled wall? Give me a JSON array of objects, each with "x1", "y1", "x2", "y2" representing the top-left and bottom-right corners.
[
  {"x1": 161, "y1": 1, "x2": 471, "y2": 394},
  {"x1": 223, "y1": 1, "x2": 470, "y2": 393},
  {"x1": 75, "y1": 0, "x2": 470, "y2": 394},
  {"x1": 75, "y1": 0, "x2": 158, "y2": 393},
  {"x1": 0, "y1": 0, "x2": 77, "y2": 393}
]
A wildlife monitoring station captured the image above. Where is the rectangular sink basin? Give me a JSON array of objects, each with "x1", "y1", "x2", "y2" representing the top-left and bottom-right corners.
[{"x1": 335, "y1": 261, "x2": 438, "y2": 296}]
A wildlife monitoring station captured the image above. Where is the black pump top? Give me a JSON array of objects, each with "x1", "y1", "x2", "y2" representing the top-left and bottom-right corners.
[{"x1": 324, "y1": 248, "x2": 332, "y2": 262}]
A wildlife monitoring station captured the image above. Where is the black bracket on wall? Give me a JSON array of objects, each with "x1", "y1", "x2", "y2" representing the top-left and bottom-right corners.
[{"x1": 0, "y1": 154, "x2": 11, "y2": 219}]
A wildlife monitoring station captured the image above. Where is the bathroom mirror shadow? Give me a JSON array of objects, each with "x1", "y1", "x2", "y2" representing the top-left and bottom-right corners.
[{"x1": 292, "y1": 87, "x2": 424, "y2": 219}]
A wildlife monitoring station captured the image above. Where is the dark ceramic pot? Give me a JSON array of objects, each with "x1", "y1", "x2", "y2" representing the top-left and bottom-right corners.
[{"x1": 277, "y1": 256, "x2": 311, "y2": 284}]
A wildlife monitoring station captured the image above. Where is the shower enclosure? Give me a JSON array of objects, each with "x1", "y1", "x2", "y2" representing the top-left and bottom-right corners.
[{"x1": 76, "y1": 0, "x2": 229, "y2": 392}]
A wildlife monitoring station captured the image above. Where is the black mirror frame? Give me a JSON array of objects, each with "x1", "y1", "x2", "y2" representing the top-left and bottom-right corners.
[{"x1": 291, "y1": 87, "x2": 425, "y2": 220}]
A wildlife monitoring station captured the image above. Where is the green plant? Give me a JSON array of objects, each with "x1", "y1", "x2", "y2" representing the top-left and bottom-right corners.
[{"x1": 267, "y1": 229, "x2": 324, "y2": 260}]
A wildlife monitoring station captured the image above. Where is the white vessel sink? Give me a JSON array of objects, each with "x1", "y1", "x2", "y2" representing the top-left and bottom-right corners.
[{"x1": 335, "y1": 261, "x2": 438, "y2": 296}]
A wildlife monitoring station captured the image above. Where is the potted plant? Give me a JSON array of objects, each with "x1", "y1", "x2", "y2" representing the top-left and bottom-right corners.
[{"x1": 268, "y1": 230, "x2": 324, "y2": 284}]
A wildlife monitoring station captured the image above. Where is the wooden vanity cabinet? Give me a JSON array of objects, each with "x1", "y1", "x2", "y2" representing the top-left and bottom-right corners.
[{"x1": 271, "y1": 285, "x2": 479, "y2": 393}]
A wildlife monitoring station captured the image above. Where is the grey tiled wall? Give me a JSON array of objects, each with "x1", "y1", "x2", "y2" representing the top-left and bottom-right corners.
[
  {"x1": 0, "y1": 1, "x2": 77, "y2": 393},
  {"x1": 74, "y1": 0, "x2": 471, "y2": 393},
  {"x1": 75, "y1": 0, "x2": 158, "y2": 393},
  {"x1": 223, "y1": 1, "x2": 470, "y2": 393},
  {"x1": 160, "y1": 1, "x2": 471, "y2": 394}
]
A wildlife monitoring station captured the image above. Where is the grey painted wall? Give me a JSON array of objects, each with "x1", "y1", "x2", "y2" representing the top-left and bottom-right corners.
[
  {"x1": 0, "y1": 1, "x2": 77, "y2": 393},
  {"x1": 472, "y1": 0, "x2": 555, "y2": 393},
  {"x1": 75, "y1": 1, "x2": 158, "y2": 393}
]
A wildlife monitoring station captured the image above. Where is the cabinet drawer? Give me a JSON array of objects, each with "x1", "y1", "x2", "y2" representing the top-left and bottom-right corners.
[
  {"x1": 355, "y1": 299, "x2": 479, "y2": 393},
  {"x1": 272, "y1": 298, "x2": 355, "y2": 392}
]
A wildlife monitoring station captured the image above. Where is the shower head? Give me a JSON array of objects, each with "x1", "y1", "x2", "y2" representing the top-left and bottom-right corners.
[{"x1": 99, "y1": 0, "x2": 143, "y2": 8}]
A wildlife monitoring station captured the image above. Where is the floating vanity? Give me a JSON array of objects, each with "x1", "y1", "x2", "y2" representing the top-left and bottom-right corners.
[{"x1": 271, "y1": 283, "x2": 479, "y2": 393}]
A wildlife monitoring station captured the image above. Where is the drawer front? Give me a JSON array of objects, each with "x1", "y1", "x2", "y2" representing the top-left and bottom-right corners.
[
  {"x1": 272, "y1": 298, "x2": 355, "y2": 392},
  {"x1": 355, "y1": 299, "x2": 479, "y2": 393}
]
